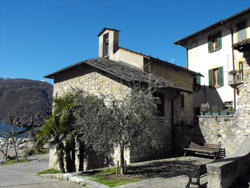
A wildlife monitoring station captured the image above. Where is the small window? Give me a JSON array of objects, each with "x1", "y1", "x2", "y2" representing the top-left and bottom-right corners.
[
  {"x1": 181, "y1": 94, "x2": 185, "y2": 108},
  {"x1": 208, "y1": 31, "x2": 222, "y2": 52},
  {"x1": 237, "y1": 22, "x2": 246, "y2": 42},
  {"x1": 209, "y1": 66, "x2": 224, "y2": 87},
  {"x1": 153, "y1": 92, "x2": 165, "y2": 116}
]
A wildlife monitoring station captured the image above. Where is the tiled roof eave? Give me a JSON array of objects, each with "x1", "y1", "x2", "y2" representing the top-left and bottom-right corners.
[
  {"x1": 175, "y1": 7, "x2": 250, "y2": 46},
  {"x1": 44, "y1": 57, "x2": 193, "y2": 94}
]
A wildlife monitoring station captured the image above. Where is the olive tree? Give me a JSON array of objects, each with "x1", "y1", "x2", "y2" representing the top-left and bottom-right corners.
[
  {"x1": 106, "y1": 86, "x2": 158, "y2": 174},
  {"x1": 74, "y1": 85, "x2": 158, "y2": 174}
]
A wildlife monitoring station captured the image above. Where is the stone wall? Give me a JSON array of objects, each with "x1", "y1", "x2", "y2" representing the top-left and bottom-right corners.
[
  {"x1": 150, "y1": 61, "x2": 194, "y2": 124},
  {"x1": 173, "y1": 124, "x2": 205, "y2": 154},
  {"x1": 54, "y1": 66, "x2": 130, "y2": 99},
  {"x1": 0, "y1": 137, "x2": 33, "y2": 159},
  {"x1": 173, "y1": 92, "x2": 193, "y2": 124},
  {"x1": 199, "y1": 116, "x2": 242, "y2": 156},
  {"x1": 206, "y1": 138, "x2": 250, "y2": 188},
  {"x1": 199, "y1": 51, "x2": 250, "y2": 187},
  {"x1": 51, "y1": 65, "x2": 177, "y2": 170}
]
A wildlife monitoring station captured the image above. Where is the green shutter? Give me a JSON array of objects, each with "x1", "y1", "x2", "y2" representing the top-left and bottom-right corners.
[
  {"x1": 209, "y1": 69, "x2": 212, "y2": 86},
  {"x1": 196, "y1": 75, "x2": 201, "y2": 85},
  {"x1": 208, "y1": 36, "x2": 212, "y2": 53},
  {"x1": 217, "y1": 31, "x2": 222, "y2": 49},
  {"x1": 219, "y1": 66, "x2": 224, "y2": 86}
]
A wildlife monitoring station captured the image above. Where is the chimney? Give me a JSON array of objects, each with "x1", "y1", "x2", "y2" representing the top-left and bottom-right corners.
[{"x1": 98, "y1": 28, "x2": 120, "y2": 60}]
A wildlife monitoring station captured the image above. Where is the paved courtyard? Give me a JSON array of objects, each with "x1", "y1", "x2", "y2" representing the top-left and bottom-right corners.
[
  {"x1": 0, "y1": 154, "x2": 212, "y2": 188},
  {"x1": 42, "y1": 156, "x2": 212, "y2": 188},
  {"x1": 0, "y1": 154, "x2": 83, "y2": 188}
]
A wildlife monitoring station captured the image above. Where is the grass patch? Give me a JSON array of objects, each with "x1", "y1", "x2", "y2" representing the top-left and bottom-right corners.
[
  {"x1": 33, "y1": 148, "x2": 49, "y2": 154},
  {"x1": 2, "y1": 159, "x2": 32, "y2": 165},
  {"x1": 80, "y1": 166, "x2": 171, "y2": 187},
  {"x1": 37, "y1": 168, "x2": 61, "y2": 175}
]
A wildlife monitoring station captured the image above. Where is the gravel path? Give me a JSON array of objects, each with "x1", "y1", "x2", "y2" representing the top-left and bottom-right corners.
[{"x1": 0, "y1": 154, "x2": 83, "y2": 188}]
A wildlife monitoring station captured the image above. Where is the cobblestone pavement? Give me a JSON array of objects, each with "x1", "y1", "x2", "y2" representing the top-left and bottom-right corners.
[{"x1": 0, "y1": 154, "x2": 83, "y2": 188}]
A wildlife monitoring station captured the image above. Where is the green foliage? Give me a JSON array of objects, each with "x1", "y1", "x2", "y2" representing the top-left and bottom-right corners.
[
  {"x1": 35, "y1": 86, "x2": 159, "y2": 174},
  {"x1": 37, "y1": 168, "x2": 61, "y2": 175},
  {"x1": 212, "y1": 105, "x2": 220, "y2": 113},
  {"x1": 223, "y1": 118, "x2": 230, "y2": 122},
  {"x1": 74, "y1": 86, "x2": 158, "y2": 174},
  {"x1": 80, "y1": 165, "x2": 173, "y2": 187},
  {"x1": 34, "y1": 91, "x2": 80, "y2": 173},
  {"x1": 101, "y1": 168, "x2": 117, "y2": 174},
  {"x1": 81, "y1": 168, "x2": 142, "y2": 187},
  {"x1": 200, "y1": 103, "x2": 210, "y2": 113},
  {"x1": 227, "y1": 106, "x2": 234, "y2": 112}
]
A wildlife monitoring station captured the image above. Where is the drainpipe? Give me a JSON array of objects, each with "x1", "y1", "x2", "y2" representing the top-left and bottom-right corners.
[
  {"x1": 221, "y1": 21, "x2": 236, "y2": 110},
  {"x1": 171, "y1": 92, "x2": 180, "y2": 152}
]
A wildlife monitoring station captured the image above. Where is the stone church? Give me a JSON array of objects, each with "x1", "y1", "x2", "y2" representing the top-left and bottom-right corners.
[{"x1": 45, "y1": 28, "x2": 200, "y2": 170}]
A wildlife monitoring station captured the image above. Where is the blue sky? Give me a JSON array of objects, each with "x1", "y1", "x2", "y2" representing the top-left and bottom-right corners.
[{"x1": 1, "y1": 0, "x2": 250, "y2": 84}]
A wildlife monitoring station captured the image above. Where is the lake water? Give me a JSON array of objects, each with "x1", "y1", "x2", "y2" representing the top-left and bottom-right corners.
[{"x1": 0, "y1": 122, "x2": 26, "y2": 138}]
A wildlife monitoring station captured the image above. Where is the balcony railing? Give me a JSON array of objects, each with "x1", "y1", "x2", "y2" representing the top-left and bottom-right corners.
[{"x1": 228, "y1": 69, "x2": 244, "y2": 86}]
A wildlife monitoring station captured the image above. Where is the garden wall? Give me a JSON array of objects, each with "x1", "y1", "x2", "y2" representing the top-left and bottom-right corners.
[
  {"x1": 206, "y1": 138, "x2": 250, "y2": 188},
  {"x1": 198, "y1": 115, "x2": 246, "y2": 156}
]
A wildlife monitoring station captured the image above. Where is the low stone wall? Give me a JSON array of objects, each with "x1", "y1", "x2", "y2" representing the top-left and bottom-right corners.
[
  {"x1": 199, "y1": 115, "x2": 250, "y2": 187},
  {"x1": 199, "y1": 115, "x2": 248, "y2": 156},
  {"x1": 207, "y1": 138, "x2": 250, "y2": 188},
  {"x1": 0, "y1": 137, "x2": 33, "y2": 159}
]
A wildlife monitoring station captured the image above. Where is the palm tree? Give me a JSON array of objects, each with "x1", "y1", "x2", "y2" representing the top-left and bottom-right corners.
[{"x1": 34, "y1": 92, "x2": 78, "y2": 173}]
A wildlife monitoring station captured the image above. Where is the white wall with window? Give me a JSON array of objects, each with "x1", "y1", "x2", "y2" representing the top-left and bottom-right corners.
[
  {"x1": 175, "y1": 8, "x2": 250, "y2": 111},
  {"x1": 187, "y1": 26, "x2": 235, "y2": 107}
]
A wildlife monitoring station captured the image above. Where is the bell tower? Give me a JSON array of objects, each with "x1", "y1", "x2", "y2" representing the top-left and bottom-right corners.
[{"x1": 98, "y1": 28, "x2": 120, "y2": 60}]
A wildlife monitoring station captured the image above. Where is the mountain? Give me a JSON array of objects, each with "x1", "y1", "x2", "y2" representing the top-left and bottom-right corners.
[
  {"x1": 0, "y1": 77, "x2": 15, "y2": 81},
  {"x1": 0, "y1": 79, "x2": 53, "y2": 121}
]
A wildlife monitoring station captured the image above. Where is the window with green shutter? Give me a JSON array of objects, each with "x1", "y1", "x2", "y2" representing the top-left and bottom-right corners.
[
  {"x1": 196, "y1": 75, "x2": 201, "y2": 85},
  {"x1": 209, "y1": 67, "x2": 224, "y2": 87},
  {"x1": 208, "y1": 31, "x2": 222, "y2": 52},
  {"x1": 218, "y1": 66, "x2": 224, "y2": 86},
  {"x1": 217, "y1": 31, "x2": 222, "y2": 49},
  {"x1": 209, "y1": 69, "x2": 212, "y2": 86},
  {"x1": 208, "y1": 36, "x2": 212, "y2": 53}
]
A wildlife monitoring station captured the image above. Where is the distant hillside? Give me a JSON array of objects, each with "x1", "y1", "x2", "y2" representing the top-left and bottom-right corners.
[
  {"x1": 0, "y1": 79, "x2": 53, "y2": 121},
  {"x1": 0, "y1": 77, "x2": 15, "y2": 81}
]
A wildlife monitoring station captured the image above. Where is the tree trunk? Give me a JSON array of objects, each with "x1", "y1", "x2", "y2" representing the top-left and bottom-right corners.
[
  {"x1": 57, "y1": 142, "x2": 65, "y2": 173},
  {"x1": 65, "y1": 142, "x2": 73, "y2": 172},
  {"x1": 10, "y1": 125, "x2": 18, "y2": 161},
  {"x1": 120, "y1": 143, "x2": 125, "y2": 174},
  {"x1": 5, "y1": 137, "x2": 9, "y2": 160},
  {"x1": 12, "y1": 137, "x2": 18, "y2": 161},
  {"x1": 71, "y1": 140, "x2": 76, "y2": 172},
  {"x1": 78, "y1": 140, "x2": 84, "y2": 171}
]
